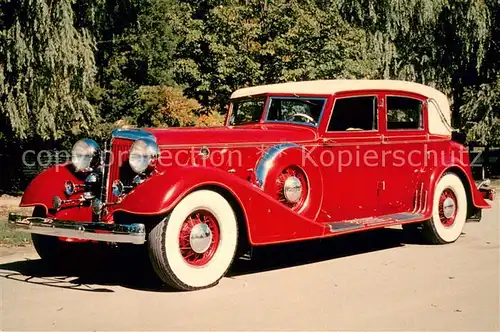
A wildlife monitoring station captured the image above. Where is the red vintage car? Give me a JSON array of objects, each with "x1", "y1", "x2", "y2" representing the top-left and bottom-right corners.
[{"x1": 9, "y1": 80, "x2": 496, "y2": 291}]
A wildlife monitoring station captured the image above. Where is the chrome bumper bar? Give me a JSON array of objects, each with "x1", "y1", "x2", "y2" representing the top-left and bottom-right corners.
[
  {"x1": 8, "y1": 214, "x2": 146, "y2": 245},
  {"x1": 476, "y1": 179, "x2": 496, "y2": 201}
]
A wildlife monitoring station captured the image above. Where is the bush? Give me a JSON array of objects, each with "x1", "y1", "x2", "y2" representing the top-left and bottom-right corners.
[{"x1": 137, "y1": 85, "x2": 224, "y2": 128}]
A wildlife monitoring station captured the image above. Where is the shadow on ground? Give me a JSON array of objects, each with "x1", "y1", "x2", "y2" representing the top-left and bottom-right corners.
[{"x1": 0, "y1": 227, "x2": 416, "y2": 293}]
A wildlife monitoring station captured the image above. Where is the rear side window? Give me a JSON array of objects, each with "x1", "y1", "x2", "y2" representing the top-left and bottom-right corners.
[
  {"x1": 386, "y1": 96, "x2": 424, "y2": 130},
  {"x1": 328, "y1": 96, "x2": 378, "y2": 131}
]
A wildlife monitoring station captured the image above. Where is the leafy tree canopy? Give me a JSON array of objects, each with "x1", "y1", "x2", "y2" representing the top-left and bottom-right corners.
[
  {"x1": 174, "y1": 0, "x2": 382, "y2": 110},
  {"x1": 0, "y1": 0, "x2": 97, "y2": 140},
  {"x1": 1, "y1": 0, "x2": 500, "y2": 146},
  {"x1": 460, "y1": 76, "x2": 500, "y2": 146}
]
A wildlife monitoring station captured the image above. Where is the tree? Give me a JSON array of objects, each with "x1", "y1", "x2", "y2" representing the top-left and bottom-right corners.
[
  {"x1": 337, "y1": 0, "x2": 493, "y2": 127},
  {"x1": 90, "y1": 0, "x2": 182, "y2": 127},
  {"x1": 460, "y1": 77, "x2": 500, "y2": 146},
  {"x1": 0, "y1": 0, "x2": 98, "y2": 140},
  {"x1": 137, "y1": 85, "x2": 223, "y2": 128},
  {"x1": 174, "y1": 0, "x2": 381, "y2": 110}
]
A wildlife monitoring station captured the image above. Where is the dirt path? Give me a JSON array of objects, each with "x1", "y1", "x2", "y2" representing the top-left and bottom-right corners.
[{"x1": 0, "y1": 194, "x2": 32, "y2": 220}]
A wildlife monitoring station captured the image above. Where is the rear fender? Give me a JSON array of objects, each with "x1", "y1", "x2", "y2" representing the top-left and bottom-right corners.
[
  {"x1": 114, "y1": 167, "x2": 326, "y2": 245},
  {"x1": 425, "y1": 158, "x2": 490, "y2": 216}
]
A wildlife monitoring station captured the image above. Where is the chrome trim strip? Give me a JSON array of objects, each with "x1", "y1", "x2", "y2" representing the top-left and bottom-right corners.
[
  {"x1": 255, "y1": 143, "x2": 301, "y2": 188},
  {"x1": 477, "y1": 179, "x2": 491, "y2": 189},
  {"x1": 157, "y1": 138, "x2": 449, "y2": 150},
  {"x1": 112, "y1": 128, "x2": 156, "y2": 142},
  {"x1": 8, "y1": 214, "x2": 146, "y2": 245},
  {"x1": 428, "y1": 98, "x2": 453, "y2": 131}
]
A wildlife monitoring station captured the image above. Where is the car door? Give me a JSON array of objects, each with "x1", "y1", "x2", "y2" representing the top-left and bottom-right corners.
[
  {"x1": 377, "y1": 93, "x2": 429, "y2": 214},
  {"x1": 316, "y1": 92, "x2": 384, "y2": 221}
]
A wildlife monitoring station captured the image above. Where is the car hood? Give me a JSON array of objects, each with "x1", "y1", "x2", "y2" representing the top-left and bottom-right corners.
[{"x1": 145, "y1": 124, "x2": 317, "y2": 147}]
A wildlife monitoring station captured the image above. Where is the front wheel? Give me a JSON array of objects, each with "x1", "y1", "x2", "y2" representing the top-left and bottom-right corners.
[
  {"x1": 31, "y1": 207, "x2": 81, "y2": 263},
  {"x1": 421, "y1": 173, "x2": 468, "y2": 244},
  {"x1": 148, "y1": 190, "x2": 238, "y2": 291}
]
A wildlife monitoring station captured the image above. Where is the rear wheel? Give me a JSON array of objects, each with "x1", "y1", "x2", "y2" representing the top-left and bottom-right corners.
[
  {"x1": 148, "y1": 190, "x2": 238, "y2": 291},
  {"x1": 421, "y1": 173, "x2": 468, "y2": 244}
]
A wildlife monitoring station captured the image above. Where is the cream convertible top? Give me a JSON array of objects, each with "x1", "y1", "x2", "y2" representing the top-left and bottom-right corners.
[{"x1": 231, "y1": 80, "x2": 452, "y2": 136}]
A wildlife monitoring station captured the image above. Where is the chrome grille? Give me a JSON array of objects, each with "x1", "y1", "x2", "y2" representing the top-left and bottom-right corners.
[{"x1": 107, "y1": 138, "x2": 133, "y2": 203}]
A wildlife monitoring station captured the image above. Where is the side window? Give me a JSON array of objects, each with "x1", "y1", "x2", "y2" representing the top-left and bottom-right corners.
[
  {"x1": 386, "y1": 96, "x2": 424, "y2": 130},
  {"x1": 328, "y1": 96, "x2": 378, "y2": 132},
  {"x1": 267, "y1": 98, "x2": 325, "y2": 126}
]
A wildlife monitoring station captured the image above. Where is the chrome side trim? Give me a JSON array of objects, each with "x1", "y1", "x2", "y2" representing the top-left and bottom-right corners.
[
  {"x1": 112, "y1": 128, "x2": 157, "y2": 142},
  {"x1": 8, "y1": 214, "x2": 146, "y2": 245},
  {"x1": 328, "y1": 212, "x2": 425, "y2": 233},
  {"x1": 255, "y1": 143, "x2": 301, "y2": 188}
]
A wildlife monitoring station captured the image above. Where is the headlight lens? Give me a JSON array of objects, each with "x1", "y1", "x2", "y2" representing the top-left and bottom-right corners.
[
  {"x1": 71, "y1": 139, "x2": 100, "y2": 172},
  {"x1": 129, "y1": 138, "x2": 159, "y2": 174}
]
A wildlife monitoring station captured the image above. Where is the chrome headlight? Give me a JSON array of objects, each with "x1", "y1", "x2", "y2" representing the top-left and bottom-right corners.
[
  {"x1": 71, "y1": 139, "x2": 100, "y2": 172},
  {"x1": 129, "y1": 138, "x2": 159, "y2": 174}
]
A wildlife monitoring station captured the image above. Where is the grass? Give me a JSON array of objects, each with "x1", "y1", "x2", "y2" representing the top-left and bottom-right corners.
[
  {"x1": 0, "y1": 198, "x2": 33, "y2": 247},
  {"x1": 0, "y1": 220, "x2": 31, "y2": 247}
]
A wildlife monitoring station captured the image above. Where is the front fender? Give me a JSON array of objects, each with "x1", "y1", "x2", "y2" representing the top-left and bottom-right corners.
[
  {"x1": 20, "y1": 164, "x2": 92, "y2": 222},
  {"x1": 113, "y1": 167, "x2": 326, "y2": 245}
]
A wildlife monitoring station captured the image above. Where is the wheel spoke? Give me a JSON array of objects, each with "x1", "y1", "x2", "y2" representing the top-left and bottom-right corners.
[{"x1": 178, "y1": 209, "x2": 221, "y2": 267}]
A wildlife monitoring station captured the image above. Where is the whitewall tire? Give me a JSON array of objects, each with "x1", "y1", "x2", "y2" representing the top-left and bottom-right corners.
[
  {"x1": 148, "y1": 190, "x2": 238, "y2": 290},
  {"x1": 422, "y1": 173, "x2": 468, "y2": 244}
]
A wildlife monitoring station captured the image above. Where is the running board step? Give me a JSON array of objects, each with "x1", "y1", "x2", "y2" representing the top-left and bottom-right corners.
[{"x1": 328, "y1": 212, "x2": 424, "y2": 233}]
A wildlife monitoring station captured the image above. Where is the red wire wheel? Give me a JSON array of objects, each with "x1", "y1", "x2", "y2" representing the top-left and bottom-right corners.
[
  {"x1": 438, "y1": 188, "x2": 457, "y2": 227},
  {"x1": 276, "y1": 166, "x2": 308, "y2": 211},
  {"x1": 178, "y1": 210, "x2": 220, "y2": 267}
]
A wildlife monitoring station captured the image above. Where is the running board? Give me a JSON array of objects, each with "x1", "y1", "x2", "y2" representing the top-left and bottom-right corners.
[{"x1": 328, "y1": 212, "x2": 424, "y2": 233}]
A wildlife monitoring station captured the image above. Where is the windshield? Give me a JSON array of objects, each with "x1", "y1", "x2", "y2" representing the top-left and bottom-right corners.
[
  {"x1": 229, "y1": 97, "x2": 326, "y2": 126},
  {"x1": 229, "y1": 98, "x2": 265, "y2": 126}
]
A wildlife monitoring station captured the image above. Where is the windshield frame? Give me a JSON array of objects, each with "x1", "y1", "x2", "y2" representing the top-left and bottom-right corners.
[{"x1": 227, "y1": 94, "x2": 328, "y2": 128}]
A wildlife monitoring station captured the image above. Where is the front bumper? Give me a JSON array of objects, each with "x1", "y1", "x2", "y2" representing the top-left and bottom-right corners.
[{"x1": 8, "y1": 214, "x2": 146, "y2": 245}]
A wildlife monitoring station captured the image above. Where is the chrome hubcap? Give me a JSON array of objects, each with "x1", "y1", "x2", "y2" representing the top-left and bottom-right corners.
[
  {"x1": 189, "y1": 223, "x2": 213, "y2": 254},
  {"x1": 442, "y1": 197, "x2": 456, "y2": 219},
  {"x1": 283, "y1": 176, "x2": 303, "y2": 203}
]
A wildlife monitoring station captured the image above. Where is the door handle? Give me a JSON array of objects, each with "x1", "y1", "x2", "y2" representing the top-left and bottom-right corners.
[{"x1": 322, "y1": 138, "x2": 336, "y2": 147}]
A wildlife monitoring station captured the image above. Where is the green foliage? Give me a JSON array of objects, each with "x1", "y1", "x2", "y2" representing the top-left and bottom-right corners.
[
  {"x1": 338, "y1": 0, "x2": 491, "y2": 89},
  {"x1": 138, "y1": 85, "x2": 201, "y2": 127},
  {"x1": 92, "y1": 0, "x2": 181, "y2": 127},
  {"x1": 0, "y1": 0, "x2": 97, "y2": 140},
  {"x1": 460, "y1": 77, "x2": 500, "y2": 146},
  {"x1": 174, "y1": 0, "x2": 381, "y2": 110},
  {"x1": 1, "y1": 0, "x2": 500, "y2": 151},
  {"x1": 137, "y1": 85, "x2": 223, "y2": 127}
]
